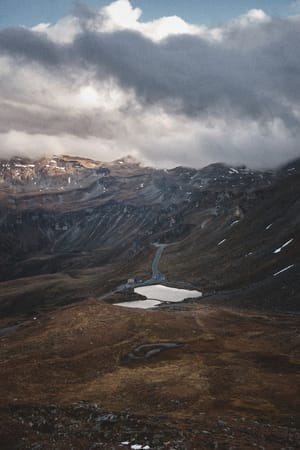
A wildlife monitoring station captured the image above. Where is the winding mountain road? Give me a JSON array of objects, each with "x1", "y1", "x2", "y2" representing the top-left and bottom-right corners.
[
  {"x1": 151, "y1": 243, "x2": 167, "y2": 282},
  {"x1": 98, "y1": 243, "x2": 168, "y2": 301}
]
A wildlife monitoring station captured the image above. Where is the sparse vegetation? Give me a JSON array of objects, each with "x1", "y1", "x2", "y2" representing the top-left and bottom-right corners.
[{"x1": 0, "y1": 156, "x2": 299, "y2": 449}]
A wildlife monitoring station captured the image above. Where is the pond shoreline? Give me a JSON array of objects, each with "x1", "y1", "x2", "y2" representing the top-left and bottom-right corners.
[{"x1": 116, "y1": 284, "x2": 202, "y2": 309}]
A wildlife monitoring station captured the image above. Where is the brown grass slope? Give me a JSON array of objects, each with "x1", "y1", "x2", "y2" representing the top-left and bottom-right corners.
[{"x1": 0, "y1": 300, "x2": 299, "y2": 449}]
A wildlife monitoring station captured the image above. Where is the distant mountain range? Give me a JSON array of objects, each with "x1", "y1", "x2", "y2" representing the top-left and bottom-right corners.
[{"x1": 0, "y1": 154, "x2": 299, "y2": 315}]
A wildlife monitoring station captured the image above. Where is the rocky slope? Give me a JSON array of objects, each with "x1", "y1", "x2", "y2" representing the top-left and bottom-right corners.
[{"x1": 0, "y1": 154, "x2": 299, "y2": 314}]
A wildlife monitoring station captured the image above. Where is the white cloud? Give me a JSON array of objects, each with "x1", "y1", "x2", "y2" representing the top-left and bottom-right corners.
[
  {"x1": 86, "y1": 0, "x2": 206, "y2": 41},
  {"x1": 31, "y1": 22, "x2": 51, "y2": 32},
  {"x1": 102, "y1": 0, "x2": 143, "y2": 30},
  {"x1": 32, "y1": 16, "x2": 81, "y2": 44},
  {"x1": 34, "y1": 1, "x2": 273, "y2": 46},
  {"x1": 235, "y1": 9, "x2": 271, "y2": 26},
  {"x1": 34, "y1": 0, "x2": 220, "y2": 44}
]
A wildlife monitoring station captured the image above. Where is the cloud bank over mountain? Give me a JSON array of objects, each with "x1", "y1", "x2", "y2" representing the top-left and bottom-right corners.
[{"x1": 0, "y1": 0, "x2": 300, "y2": 168}]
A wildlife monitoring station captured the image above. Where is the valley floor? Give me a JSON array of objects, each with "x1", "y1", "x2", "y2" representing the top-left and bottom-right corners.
[{"x1": 0, "y1": 300, "x2": 299, "y2": 449}]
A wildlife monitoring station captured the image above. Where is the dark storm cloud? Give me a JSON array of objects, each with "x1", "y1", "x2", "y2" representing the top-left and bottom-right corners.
[
  {"x1": 0, "y1": 102, "x2": 115, "y2": 138},
  {"x1": 0, "y1": 27, "x2": 62, "y2": 66},
  {"x1": 1, "y1": 19, "x2": 300, "y2": 127},
  {"x1": 75, "y1": 26, "x2": 300, "y2": 128},
  {"x1": 0, "y1": 5, "x2": 300, "y2": 168}
]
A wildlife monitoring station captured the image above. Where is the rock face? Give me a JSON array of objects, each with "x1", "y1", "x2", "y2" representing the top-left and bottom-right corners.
[{"x1": 0, "y1": 154, "x2": 299, "y2": 314}]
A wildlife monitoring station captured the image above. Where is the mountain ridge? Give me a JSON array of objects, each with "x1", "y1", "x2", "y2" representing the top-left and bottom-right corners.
[{"x1": 0, "y1": 154, "x2": 299, "y2": 314}]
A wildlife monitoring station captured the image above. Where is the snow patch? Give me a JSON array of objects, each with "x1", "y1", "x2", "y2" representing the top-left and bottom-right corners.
[
  {"x1": 273, "y1": 238, "x2": 294, "y2": 254},
  {"x1": 217, "y1": 239, "x2": 226, "y2": 246},
  {"x1": 273, "y1": 265, "x2": 295, "y2": 277}
]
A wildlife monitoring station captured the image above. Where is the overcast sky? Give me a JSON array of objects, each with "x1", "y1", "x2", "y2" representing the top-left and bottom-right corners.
[{"x1": 0, "y1": 0, "x2": 300, "y2": 168}]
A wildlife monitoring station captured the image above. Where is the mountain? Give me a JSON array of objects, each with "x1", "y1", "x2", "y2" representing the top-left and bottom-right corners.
[
  {"x1": 0, "y1": 154, "x2": 299, "y2": 314},
  {"x1": 0, "y1": 155, "x2": 299, "y2": 449}
]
